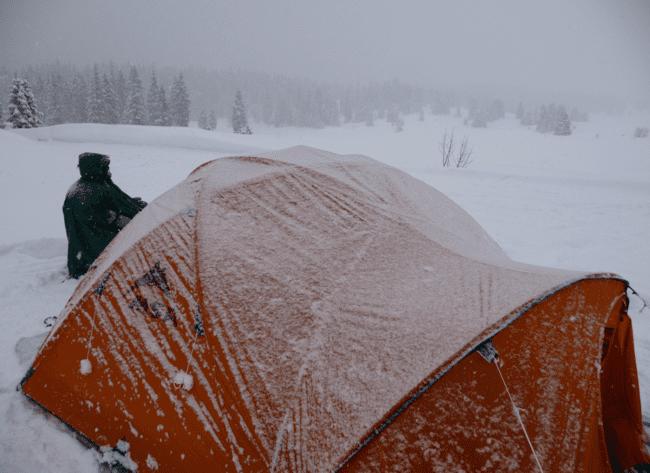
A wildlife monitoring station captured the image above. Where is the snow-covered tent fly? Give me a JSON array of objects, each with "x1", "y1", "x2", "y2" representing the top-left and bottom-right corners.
[{"x1": 19, "y1": 146, "x2": 650, "y2": 471}]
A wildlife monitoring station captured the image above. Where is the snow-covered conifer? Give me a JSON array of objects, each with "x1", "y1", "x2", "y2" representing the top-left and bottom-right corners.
[
  {"x1": 170, "y1": 73, "x2": 190, "y2": 127},
  {"x1": 46, "y1": 73, "x2": 65, "y2": 126},
  {"x1": 554, "y1": 105, "x2": 571, "y2": 136},
  {"x1": 0, "y1": 103, "x2": 4, "y2": 129},
  {"x1": 273, "y1": 96, "x2": 291, "y2": 127},
  {"x1": 71, "y1": 74, "x2": 88, "y2": 123},
  {"x1": 103, "y1": 74, "x2": 119, "y2": 124},
  {"x1": 147, "y1": 70, "x2": 163, "y2": 126},
  {"x1": 8, "y1": 76, "x2": 42, "y2": 128},
  {"x1": 32, "y1": 74, "x2": 48, "y2": 124},
  {"x1": 115, "y1": 70, "x2": 127, "y2": 123},
  {"x1": 25, "y1": 79, "x2": 43, "y2": 127},
  {"x1": 547, "y1": 103, "x2": 557, "y2": 133},
  {"x1": 231, "y1": 90, "x2": 252, "y2": 134},
  {"x1": 327, "y1": 94, "x2": 339, "y2": 126},
  {"x1": 157, "y1": 85, "x2": 171, "y2": 126},
  {"x1": 124, "y1": 66, "x2": 146, "y2": 125},
  {"x1": 8, "y1": 76, "x2": 30, "y2": 129},
  {"x1": 208, "y1": 110, "x2": 217, "y2": 130},
  {"x1": 87, "y1": 64, "x2": 106, "y2": 123}
]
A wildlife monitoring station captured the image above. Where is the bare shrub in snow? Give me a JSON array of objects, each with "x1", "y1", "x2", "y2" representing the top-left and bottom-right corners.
[
  {"x1": 440, "y1": 129, "x2": 475, "y2": 168},
  {"x1": 455, "y1": 135, "x2": 475, "y2": 168},
  {"x1": 634, "y1": 127, "x2": 649, "y2": 138},
  {"x1": 439, "y1": 129, "x2": 455, "y2": 167}
]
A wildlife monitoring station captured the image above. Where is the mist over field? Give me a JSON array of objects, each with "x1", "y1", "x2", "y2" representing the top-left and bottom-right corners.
[{"x1": 1, "y1": 0, "x2": 649, "y2": 112}]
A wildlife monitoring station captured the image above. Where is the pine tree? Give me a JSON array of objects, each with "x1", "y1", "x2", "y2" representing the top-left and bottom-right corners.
[
  {"x1": 273, "y1": 96, "x2": 291, "y2": 127},
  {"x1": 25, "y1": 79, "x2": 43, "y2": 127},
  {"x1": 198, "y1": 110, "x2": 208, "y2": 130},
  {"x1": 8, "y1": 76, "x2": 41, "y2": 128},
  {"x1": 554, "y1": 105, "x2": 571, "y2": 136},
  {"x1": 547, "y1": 103, "x2": 557, "y2": 134},
  {"x1": 0, "y1": 103, "x2": 4, "y2": 129},
  {"x1": 115, "y1": 70, "x2": 127, "y2": 123},
  {"x1": 170, "y1": 73, "x2": 190, "y2": 127},
  {"x1": 71, "y1": 74, "x2": 89, "y2": 123},
  {"x1": 147, "y1": 70, "x2": 163, "y2": 126},
  {"x1": 61, "y1": 73, "x2": 74, "y2": 124},
  {"x1": 103, "y1": 74, "x2": 119, "y2": 124},
  {"x1": 46, "y1": 73, "x2": 65, "y2": 126},
  {"x1": 124, "y1": 66, "x2": 146, "y2": 125},
  {"x1": 231, "y1": 90, "x2": 252, "y2": 134},
  {"x1": 87, "y1": 64, "x2": 105, "y2": 123},
  {"x1": 324, "y1": 91, "x2": 339, "y2": 126},
  {"x1": 208, "y1": 110, "x2": 217, "y2": 130},
  {"x1": 158, "y1": 85, "x2": 172, "y2": 126},
  {"x1": 32, "y1": 74, "x2": 48, "y2": 124}
]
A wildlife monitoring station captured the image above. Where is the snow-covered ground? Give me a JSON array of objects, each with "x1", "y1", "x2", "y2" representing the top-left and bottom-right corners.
[{"x1": 1, "y1": 112, "x2": 649, "y2": 471}]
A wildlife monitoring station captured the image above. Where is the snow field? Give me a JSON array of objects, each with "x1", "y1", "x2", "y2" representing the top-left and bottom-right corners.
[{"x1": 0, "y1": 110, "x2": 649, "y2": 471}]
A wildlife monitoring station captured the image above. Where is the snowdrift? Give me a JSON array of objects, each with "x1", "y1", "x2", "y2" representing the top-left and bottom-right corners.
[{"x1": 10, "y1": 123, "x2": 269, "y2": 155}]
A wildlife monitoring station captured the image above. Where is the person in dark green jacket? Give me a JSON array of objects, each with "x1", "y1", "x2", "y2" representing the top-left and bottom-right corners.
[{"x1": 63, "y1": 152, "x2": 147, "y2": 278}]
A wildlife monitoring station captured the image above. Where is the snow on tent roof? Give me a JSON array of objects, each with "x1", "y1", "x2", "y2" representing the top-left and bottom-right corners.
[{"x1": 20, "y1": 146, "x2": 649, "y2": 471}]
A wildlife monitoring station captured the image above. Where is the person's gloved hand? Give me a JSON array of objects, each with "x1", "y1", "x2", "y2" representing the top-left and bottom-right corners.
[
  {"x1": 133, "y1": 197, "x2": 147, "y2": 208},
  {"x1": 116, "y1": 215, "x2": 131, "y2": 230}
]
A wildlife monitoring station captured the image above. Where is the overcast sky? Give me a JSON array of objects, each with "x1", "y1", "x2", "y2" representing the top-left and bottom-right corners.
[{"x1": 1, "y1": 0, "x2": 649, "y2": 101}]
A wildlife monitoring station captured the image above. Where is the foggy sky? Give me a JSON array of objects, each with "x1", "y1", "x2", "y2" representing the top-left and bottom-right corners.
[{"x1": 1, "y1": 0, "x2": 649, "y2": 102}]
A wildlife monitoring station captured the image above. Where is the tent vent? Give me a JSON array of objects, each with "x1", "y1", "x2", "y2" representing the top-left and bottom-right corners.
[{"x1": 476, "y1": 339, "x2": 499, "y2": 363}]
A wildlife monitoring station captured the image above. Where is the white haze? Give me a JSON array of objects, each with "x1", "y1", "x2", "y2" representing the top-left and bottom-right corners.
[{"x1": 1, "y1": 0, "x2": 649, "y2": 105}]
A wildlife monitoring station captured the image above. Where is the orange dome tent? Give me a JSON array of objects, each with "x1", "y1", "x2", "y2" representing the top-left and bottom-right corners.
[{"x1": 19, "y1": 146, "x2": 649, "y2": 471}]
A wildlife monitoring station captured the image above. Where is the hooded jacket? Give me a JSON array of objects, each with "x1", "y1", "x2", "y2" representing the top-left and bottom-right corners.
[{"x1": 63, "y1": 153, "x2": 146, "y2": 278}]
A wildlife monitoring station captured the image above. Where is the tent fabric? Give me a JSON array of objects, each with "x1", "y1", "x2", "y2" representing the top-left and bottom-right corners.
[{"x1": 21, "y1": 146, "x2": 649, "y2": 472}]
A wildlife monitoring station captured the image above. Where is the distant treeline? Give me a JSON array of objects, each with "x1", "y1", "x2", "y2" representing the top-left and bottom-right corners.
[
  {"x1": 0, "y1": 62, "x2": 456, "y2": 129},
  {"x1": 0, "y1": 62, "x2": 594, "y2": 130}
]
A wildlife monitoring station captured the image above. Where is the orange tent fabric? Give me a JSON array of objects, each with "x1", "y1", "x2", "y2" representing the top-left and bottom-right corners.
[{"x1": 20, "y1": 146, "x2": 649, "y2": 471}]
